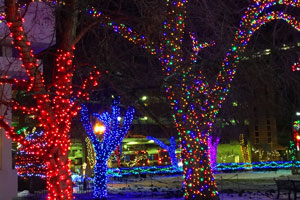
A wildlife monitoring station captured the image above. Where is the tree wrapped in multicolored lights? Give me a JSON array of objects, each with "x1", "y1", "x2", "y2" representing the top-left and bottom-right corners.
[
  {"x1": 147, "y1": 136, "x2": 178, "y2": 168},
  {"x1": 15, "y1": 127, "x2": 46, "y2": 178},
  {"x1": 89, "y1": 0, "x2": 300, "y2": 199},
  {"x1": 80, "y1": 100, "x2": 134, "y2": 200},
  {"x1": 1, "y1": 0, "x2": 101, "y2": 199}
]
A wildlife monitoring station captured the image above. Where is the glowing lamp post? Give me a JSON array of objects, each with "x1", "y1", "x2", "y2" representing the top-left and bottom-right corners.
[{"x1": 94, "y1": 123, "x2": 106, "y2": 135}]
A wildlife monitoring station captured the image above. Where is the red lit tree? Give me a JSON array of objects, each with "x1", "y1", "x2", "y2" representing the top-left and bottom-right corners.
[{"x1": 1, "y1": 0, "x2": 101, "y2": 199}]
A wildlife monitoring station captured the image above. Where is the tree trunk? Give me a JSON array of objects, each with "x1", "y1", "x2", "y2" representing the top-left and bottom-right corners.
[
  {"x1": 47, "y1": 145, "x2": 72, "y2": 200},
  {"x1": 93, "y1": 158, "x2": 109, "y2": 200},
  {"x1": 181, "y1": 134, "x2": 219, "y2": 200}
]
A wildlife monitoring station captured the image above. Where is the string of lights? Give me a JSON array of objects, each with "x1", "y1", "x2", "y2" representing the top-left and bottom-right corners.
[
  {"x1": 292, "y1": 58, "x2": 300, "y2": 71},
  {"x1": 1, "y1": 0, "x2": 299, "y2": 199},
  {"x1": 2, "y1": 1, "x2": 101, "y2": 199},
  {"x1": 89, "y1": 0, "x2": 300, "y2": 199},
  {"x1": 105, "y1": 161, "x2": 300, "y2": 177},
  {"x1": 208, "y1": 136, "x2": 220, "y2": 171},
  {"x1": 146, "y1": 136, "x2": 179, "y2": 168},
  {"x1": 15, "y1": 128, "x2": 46, "y2": 178}
]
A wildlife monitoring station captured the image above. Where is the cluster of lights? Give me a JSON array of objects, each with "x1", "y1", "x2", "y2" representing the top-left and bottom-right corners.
[
  {"x1": 80, "y1": 99, "x2": 134, "y2": 199},
  {"x1": 239, "y1": 134, "x2": 252, "y2": 164},
  {"x1": 88, "y1": 7, "x2": 158, "y2": 55},
  {"x1": 158, "y1": 149, "x2": 172, "y2": 165},
  {"x1": 107, "y1": 165, "x2": 182, "y2": 177},
  {"x1": 85, "y1": 137, "x2": 96, "y2": 169},
  {"x1": 15, "y1": 128, "x2": 46, "y2": 178},
  {"x1": 293, "y1": 120, "x2": 300, "y2": 150},
  {"x1": 90, "y1": 0, "x2": 300, "y2": 199},
  {"x1": 290, "y1": 140, "x2": 297, "y2": 162},
  {"x1": 291, "y1": 58, "x2": 300, "y2": 71},
  {"x1": 104, "y1": 160, "x2": 300, "y2": 177},
  {"x1": 2, "y1": 1, "x2": 101, "y2": 199},
  {"x1": 208, "y1": 136, "x2": 220, "y2": 171},
  {"x1": 0, "y1": 12, "x2": 5, "y2": 24},
  {"x1": 147, "y1": 136, "x2": 178, "y2": 168},
  {"x1": 1, "y1": 0, "x2": 299, "y2": 199},
  {"x1": 135, "y1": 150, "x2": 150, "y2": 166},
  {"x1": 217, "y1": 161, "x2": 300, "y2": 171}
]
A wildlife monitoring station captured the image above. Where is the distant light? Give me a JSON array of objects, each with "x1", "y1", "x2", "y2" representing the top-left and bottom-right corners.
[
  {"x1": 117, "y1": 117, "x2": 121, "y2": 121},
  {"x1": 178, "y1": 162, "x2": 183, "y2": 167},
  {"x1": 233, "y1": 102, "x2": 238, "y2": 107},
  {"x1": 296, "y1": 112, "x2": 300, "y2": 116},
  {"x1": 140, "y1": 116, "x2": 148, "y2": 121},
  {"x1": 148, "y1": 140, "x2": 154, "y2": 143},
  {"x1": 94, "y1": 123, "x2": 105, "y2": 134},
  {"x1": 141, "y1": 96, "x2": 147, "y2": 101},
  {"x1": 297, "y1": 135, "x2": 300, "y2": 140},
  {"x1": 127, "y1": 141, "x2": 138, "y2": 145},
  {"x1": 230, "y1": 119, "x2": 236, "y2": 125}
]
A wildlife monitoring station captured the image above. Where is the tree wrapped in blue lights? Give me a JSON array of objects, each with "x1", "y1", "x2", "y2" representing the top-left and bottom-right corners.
[
  {"x1": 146, "y1": 136, "x2": 178, "y2": 168},
  {"x1": 81, "y1": 100, "x2": 134, "y2": 200}
]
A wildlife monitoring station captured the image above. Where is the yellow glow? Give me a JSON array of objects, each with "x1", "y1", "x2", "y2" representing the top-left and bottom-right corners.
[
  {"x1": 296, "y1": 135, "x2": 300, "y2": 140},
  {"x1": 94, "y1": 123, "x2": 106, "y2": 134}
]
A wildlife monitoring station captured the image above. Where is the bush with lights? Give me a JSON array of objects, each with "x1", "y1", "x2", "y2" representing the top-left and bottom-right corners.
[{"x1": 80, "y1": 99, "x2": 134, "y2": 200}]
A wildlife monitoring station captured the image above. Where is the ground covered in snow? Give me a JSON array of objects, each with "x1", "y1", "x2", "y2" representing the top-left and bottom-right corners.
[{"x1": 17, "y1": 169, "x2": 299, "y2": 199}]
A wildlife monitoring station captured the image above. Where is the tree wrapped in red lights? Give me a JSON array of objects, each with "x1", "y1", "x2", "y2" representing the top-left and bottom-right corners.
[
  {"x1": 90, "y1": 0, "x2": 300, "y2": 199},
  {"x1": 2, "y1": 0, "x2": 101, "y2": 199}
]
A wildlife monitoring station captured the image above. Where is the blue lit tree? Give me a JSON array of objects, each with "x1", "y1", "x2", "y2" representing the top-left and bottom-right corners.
[
  {"x1": 81, "y1": 100, "x2": 134, "y2": 200},
  {"x1": 146, "y1": 136, "x2": 178, "y2": 168}
]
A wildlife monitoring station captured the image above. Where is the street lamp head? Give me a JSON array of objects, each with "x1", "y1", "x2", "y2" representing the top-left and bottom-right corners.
[{"x1": 94, "y1": 123, "x2": 106, "y2": 134}]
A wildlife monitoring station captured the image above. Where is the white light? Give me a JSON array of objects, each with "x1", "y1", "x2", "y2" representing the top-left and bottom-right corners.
[
  {"x1": 117, "y1": 117, "x2": 121, "y2": 121},
  {"x1": 140, "y1": 116, "x2": 148, "y2": 121},
  {"x1": 296, "y1": 112, "x2": 300, "y2": 116},
  {"x1": 178, "y1": 162, "x2": 183, "y2": 167},
  {"x1": 141, "y1": 96, "x2": 147, "y2": 101}
]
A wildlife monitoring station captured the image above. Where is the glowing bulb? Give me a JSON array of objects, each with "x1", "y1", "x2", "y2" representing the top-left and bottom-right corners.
[
  {"x1": 94, "y1": 124, "x2": 106, "y2": 134},
  {"x1": 141, "y1": 96, "x2": 147, "y2": 101}
]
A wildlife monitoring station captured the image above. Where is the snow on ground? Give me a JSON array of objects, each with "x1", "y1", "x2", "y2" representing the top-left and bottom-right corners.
[{"x1": 17, "y1": 169, "x2": 299, "y2": 199}]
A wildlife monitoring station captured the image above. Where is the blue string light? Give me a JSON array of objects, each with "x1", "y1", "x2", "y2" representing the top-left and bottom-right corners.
[
  {"x1": 104, "y1": 161, "x2": 300, "y2": 177},
  {"x1": 146, "y1": 136, "x2": 178, "y2": 168},
  {"x1": 81, "y1": 99, "x2": 134, "y2": 199}
]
